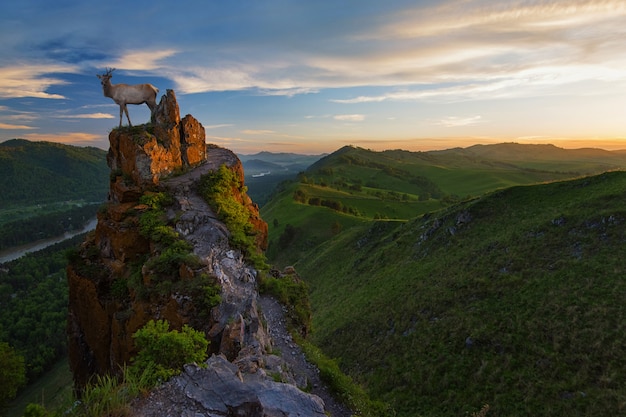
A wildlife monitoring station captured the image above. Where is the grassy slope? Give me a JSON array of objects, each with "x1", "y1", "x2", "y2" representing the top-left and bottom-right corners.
[
  {"x1": 262, "y1": 144, "x2": 626, "y2": 266},
  {"x1": 0, "y1": 139, "x2": 109, "y2": 210},
  {"x1": 294, "y1": 171, "x2": 626, "y2": 417}
]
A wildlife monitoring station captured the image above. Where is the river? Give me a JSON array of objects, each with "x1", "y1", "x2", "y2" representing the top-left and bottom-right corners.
[{"x1": 0, "y1": 217, "x2": 98, "y2": 264}]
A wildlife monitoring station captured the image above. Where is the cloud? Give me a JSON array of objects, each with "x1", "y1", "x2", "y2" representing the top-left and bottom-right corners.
[
  {"x1": 204, "y1": 124, "x2": 234, "y2": 129},
  {"x1": 106, "y1": 49, "x2": 178, "y2": 71},
  {"x1": 435, "y1": 116, "x2": 483, "y2": 128},
  {"x1": 0, "y1": 64, "x2": 77, "y2": 99},
  {"x1": 334, "y1": 114, "x2": 365, "y2": 122},
  {"x1": 0, "y1": 123, "x2": 36, "y2": 130},
  {"x1": 242, "y1": 129, "x2": 275, "y2": 135},
  {"x1": 23, "y1": 132, "x2": 102, "y2": 145},
  {"x1": 57, "y1": 113, "x2": 114, "y2": 119},
  {"x1": 169, "y1": 67, "x2": 258, "y2": 94}
]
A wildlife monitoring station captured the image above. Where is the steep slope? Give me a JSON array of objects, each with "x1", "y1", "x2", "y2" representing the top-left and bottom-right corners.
[
  {"x1": 66, "y1": 90, "x2": 334, "y2": 415},
  {"x1": 295, "y1": 170, "x2": 626, "y2": 416}
]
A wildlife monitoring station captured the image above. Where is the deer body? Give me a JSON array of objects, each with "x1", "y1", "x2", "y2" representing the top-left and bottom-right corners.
[{"x1": 97, "y1": 68, "x2": 159, "y2": 127}]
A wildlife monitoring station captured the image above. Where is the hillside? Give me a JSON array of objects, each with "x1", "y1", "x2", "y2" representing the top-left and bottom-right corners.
[
  {"x1": 240, "y1": 151, "x2": 324, "y2": 206},
  {"x1": 0, "y1": 139, "x2": 109, "y2": 250},
  {"x1": 290, "y1": 170, "x2": 626, "y2": 416},
  {"x1": 261, "y1": 143, "x2": 626, "y2": 265},
  {"x1": 0, "y1": 139, "x2": 109, "y2": 208}
]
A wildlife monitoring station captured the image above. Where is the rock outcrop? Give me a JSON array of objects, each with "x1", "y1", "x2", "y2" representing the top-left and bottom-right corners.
[
  {"x1": 66, "y1": 90, "x2": 320, "y2": 415},
  {"x1": 132, "y1": 355, "x2": 326, "y2": 417}
]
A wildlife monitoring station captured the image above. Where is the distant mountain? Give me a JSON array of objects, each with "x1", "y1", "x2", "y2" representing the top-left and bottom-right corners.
[
  {"x1": 238, "y1": 151, "x2": 325, "y2": 206},
  {"x1": 0, "y1": 139, "x2": 109, "y2": 208},
  {"x1": 242, "y1": 159, "x2": 284, "y2": 173},
  {"x1": 239, "y1": 151, "x2": 325, "y2": 166},
  {"x1": 239, "y1": 151, "x2": 324, "y2": 175}
]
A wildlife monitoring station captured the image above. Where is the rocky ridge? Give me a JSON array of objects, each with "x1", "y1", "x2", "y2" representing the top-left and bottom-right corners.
[{"x1": 66, "y1": 90, "x2": 336, "y2": 415}]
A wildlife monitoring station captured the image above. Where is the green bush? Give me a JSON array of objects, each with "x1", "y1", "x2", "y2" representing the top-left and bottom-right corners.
[
  {"x1": 130, "y1": 320, "x2": 209, "y2": 382},
  {"x1": 199, "y1": 164, "x2": 267, "y2": 269},
  {"x1": 172, "y1": 273, "x2": 222, "y2": 321}
]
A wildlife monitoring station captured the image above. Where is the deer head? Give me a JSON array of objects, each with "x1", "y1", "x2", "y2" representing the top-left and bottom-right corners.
[{"x1": 96, "y1": 67, "x2": 116, "y2": 85}]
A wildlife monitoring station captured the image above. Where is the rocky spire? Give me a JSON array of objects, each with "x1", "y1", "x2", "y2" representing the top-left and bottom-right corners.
[{"x1": 65, "y1": 91, "x2": 327, "y2": 415}]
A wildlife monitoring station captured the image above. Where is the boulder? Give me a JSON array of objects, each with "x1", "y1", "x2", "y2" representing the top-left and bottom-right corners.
[{"x1": 132, "y1": 355, "x2": 327, "y2": 417}]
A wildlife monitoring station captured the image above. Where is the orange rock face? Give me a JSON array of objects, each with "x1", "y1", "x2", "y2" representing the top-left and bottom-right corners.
[{"x1": 67, "y1": 90, "x2": 268, "y2": 390}]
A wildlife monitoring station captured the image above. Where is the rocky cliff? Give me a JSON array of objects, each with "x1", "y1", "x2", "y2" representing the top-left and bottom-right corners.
[{"x1": 66, "y1": 91, "x2": 326, "y2": 415}]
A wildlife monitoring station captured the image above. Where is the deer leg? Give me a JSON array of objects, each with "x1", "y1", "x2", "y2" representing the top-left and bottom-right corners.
[
  {"x1": 118, "y1": 106, "x2": 123, "y2": 128},
  {"x1": 123, "y1": 105, "x2": 132, "y2": 127},
  {"x1": 147, "y1": 101, "x2": 156, "y2": 123}
]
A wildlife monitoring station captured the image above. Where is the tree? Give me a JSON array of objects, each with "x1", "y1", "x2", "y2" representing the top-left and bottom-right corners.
[{"x1": 0, "y1": 342, "x2": 26, "y2": 409}]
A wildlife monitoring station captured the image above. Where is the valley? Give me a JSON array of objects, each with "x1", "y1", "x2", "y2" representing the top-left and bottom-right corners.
[
  {"x1": 260, "y1": 146, "x2": 626, "y2": 416},
  {"x1": 3, "y1": 140, "x2": 626, "y2": 416}
]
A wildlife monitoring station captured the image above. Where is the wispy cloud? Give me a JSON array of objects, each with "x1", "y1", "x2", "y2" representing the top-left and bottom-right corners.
[
  {"x1": 0, "y1": 64, "x2": 77, "y2": 99},
  {"x1": 334, "y1": 114, "x2": 365, "y2": 122},
  {"x1": 204, "y1": 124, "x2": 233, "y2": 129},
  {"x1": 23, "y1": 132, "x2": 102, "y2": 144},
  {"x1": 106, "y1": 49, "x2": 178, "y2": 72},
  {"x1": 435, "y1": 116, "x2": 483, "y2": 128},
  {"x1": 57, "y1": 113, "x2": 114, "y2": 119},
  {"x1": 0, "y1": 123, "x2": 37, "y2": 130},
  {"x1": 242, "y1": 129, "x2": 275, "y2": 135}
]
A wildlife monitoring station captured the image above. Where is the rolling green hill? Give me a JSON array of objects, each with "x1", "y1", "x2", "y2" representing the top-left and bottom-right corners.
[
  {"x1": 0, "y1": 139, "x2": 109, "y2": 249},
  {"x1": 261, "y1": 143, "x2": 626, "y2": 416},
  {"x1": 293, "y1": 170, "x2": 626, "y2": 417},
  {"x1": 261, "y1": 143, "x2": 626, "y2": 265},
  {"x1": 0, "y1": 139, "x2": 109, "y2": 209}
]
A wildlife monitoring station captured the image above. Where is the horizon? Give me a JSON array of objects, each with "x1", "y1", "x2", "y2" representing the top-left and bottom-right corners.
[
  {"x1": 1, "y1": 1, "x2": 626, "y2": 154},
  {"x1": 4, "y1": 137, "x2": 626, "y2": 156}
]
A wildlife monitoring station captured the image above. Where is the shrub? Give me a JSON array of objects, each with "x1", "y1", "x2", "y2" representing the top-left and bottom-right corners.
[
  {"x1": 131, "y1": 320, "x2": 209, "y2": 383},
  {"x1": 198, "y1": 164, "x2": 267, "y2": 269}
]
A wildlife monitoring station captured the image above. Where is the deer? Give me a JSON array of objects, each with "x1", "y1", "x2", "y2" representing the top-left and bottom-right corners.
[{"x1": 97, "y1": 68, "x2": 159, "y2": 128}]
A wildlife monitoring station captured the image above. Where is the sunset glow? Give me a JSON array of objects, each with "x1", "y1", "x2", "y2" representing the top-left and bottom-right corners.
[{"x1": 1, "y1": 1, "x2": 625, "y2": 153}]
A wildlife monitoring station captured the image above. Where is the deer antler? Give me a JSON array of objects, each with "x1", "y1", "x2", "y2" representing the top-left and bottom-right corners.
[{"x1": 105, "y1": 67, "x2": 116, "y2": 76}]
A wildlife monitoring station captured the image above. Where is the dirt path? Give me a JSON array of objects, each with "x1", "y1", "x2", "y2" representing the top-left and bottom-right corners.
[{"x1": 259, "y1": 296, "x2": 353, "y2": 417}]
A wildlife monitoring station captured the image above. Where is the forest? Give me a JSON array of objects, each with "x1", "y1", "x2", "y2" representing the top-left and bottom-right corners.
[
  {"x1": 0, "y1": 204, "x2": 99, "y2": 250},
  {"x1": 0, "y1": 236, "x2": 84, "y2": 381},
  {"x1": 0, "y1": 139, "x2": 108, "y2": 209}
]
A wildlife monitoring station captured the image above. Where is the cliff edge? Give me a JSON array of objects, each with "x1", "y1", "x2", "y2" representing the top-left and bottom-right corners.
[{"x1": 66, "y1": 90, "x2": 326, "y2": 415}]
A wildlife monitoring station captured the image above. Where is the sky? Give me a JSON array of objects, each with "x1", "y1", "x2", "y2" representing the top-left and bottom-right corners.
[{"x1": 1, "y1": 0, "x2": 626, "y2": 155}]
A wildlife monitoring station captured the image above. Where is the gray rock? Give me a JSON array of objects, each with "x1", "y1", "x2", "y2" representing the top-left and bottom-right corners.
[{"x1": 133, "y1": 355, "x2": 326, "y2": 416}]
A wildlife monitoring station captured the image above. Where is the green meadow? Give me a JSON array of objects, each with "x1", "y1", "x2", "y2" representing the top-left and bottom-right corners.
[{"x1": 262, "y1": 144, "x2": 626, "y2": 416}]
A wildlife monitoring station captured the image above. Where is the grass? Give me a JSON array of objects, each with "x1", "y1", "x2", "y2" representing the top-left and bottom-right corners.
[
  {"x1": 290, "y1": 171, "x2": 626, "y2": 416},
  {"x1": 6, "y1": 359, "x2": 73, "y2": 417}
]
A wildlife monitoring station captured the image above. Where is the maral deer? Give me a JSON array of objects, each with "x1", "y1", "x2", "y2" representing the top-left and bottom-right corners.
[{"x1": 97, "y1": 68, "x2": 159, "y2": 128}]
